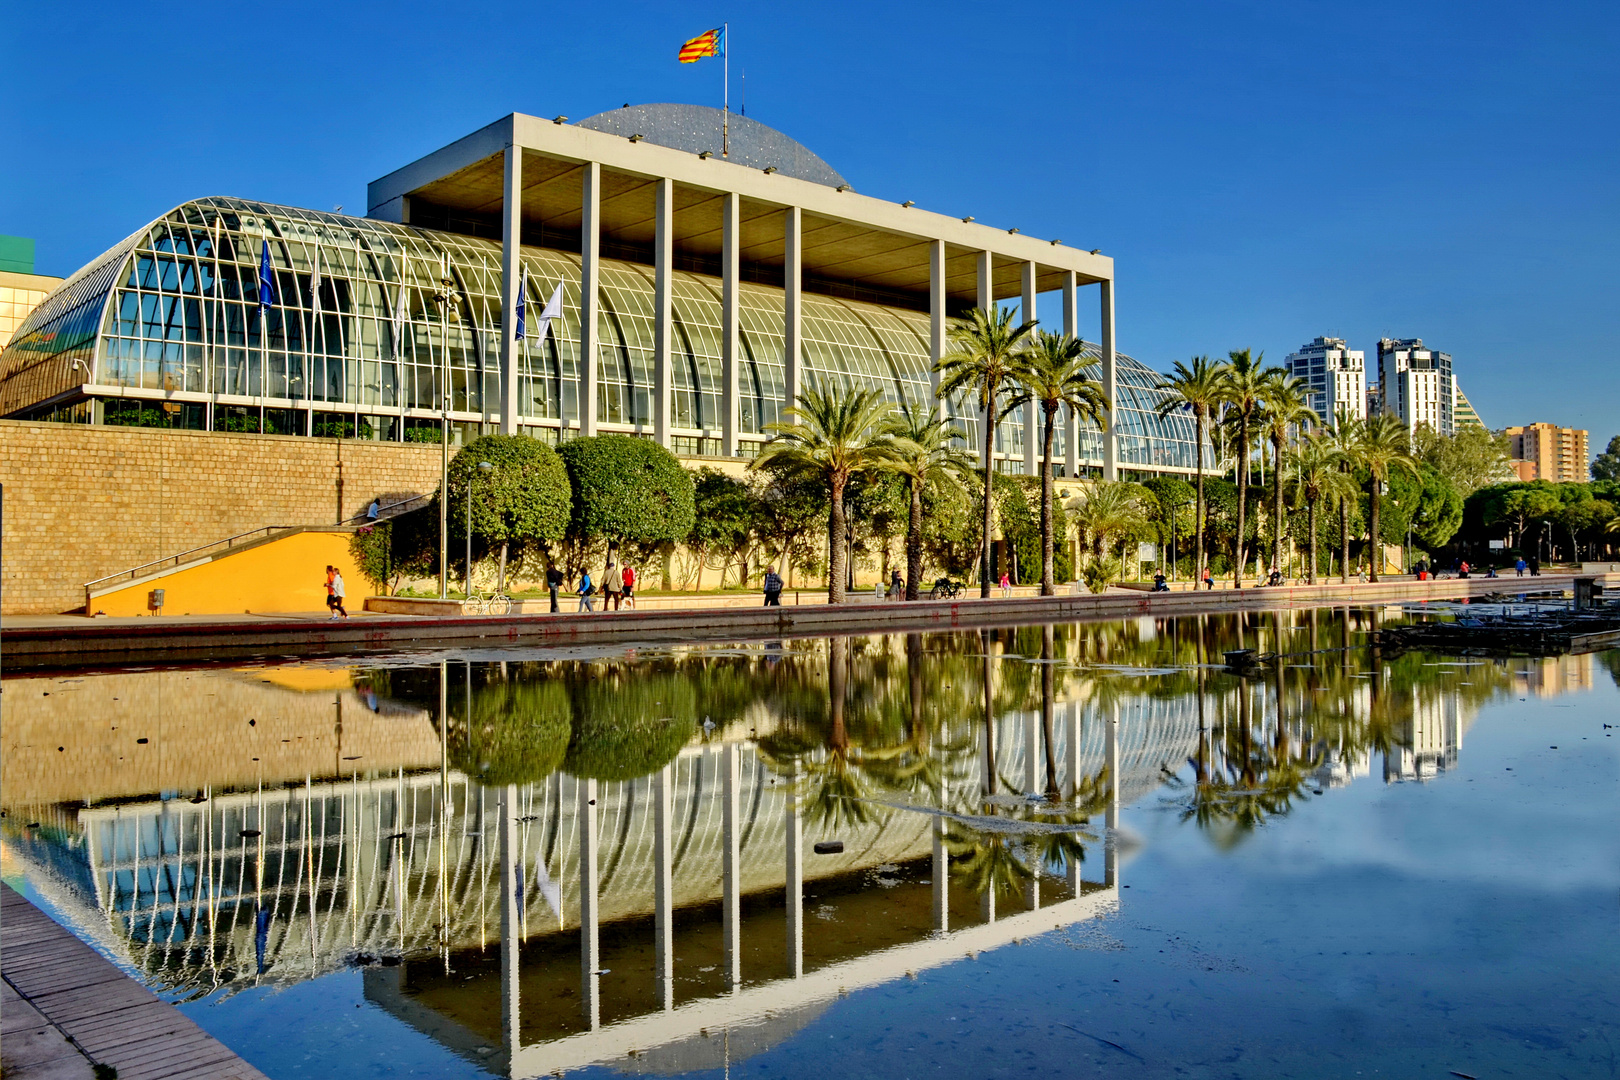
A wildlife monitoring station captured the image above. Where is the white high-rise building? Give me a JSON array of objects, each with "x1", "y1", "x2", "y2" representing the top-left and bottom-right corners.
[
  {"x1": 1284, "y1": 337, "x2": 1366, "y2": 427},
  {"x1": 1377, "y1": 337, "x2": 1455, "y2": 436}
]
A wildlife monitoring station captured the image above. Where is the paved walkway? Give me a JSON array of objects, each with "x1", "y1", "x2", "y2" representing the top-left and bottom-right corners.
[
  {"x1": 1, "y1": 885, "x2": 268, "y2": 1080},
  {"x1": 0, "y1": 574, "x2": 1588, "y2": 673}
]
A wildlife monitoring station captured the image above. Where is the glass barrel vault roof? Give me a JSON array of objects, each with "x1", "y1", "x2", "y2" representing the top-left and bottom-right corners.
[{"x1": 0, "y1": 197, "x2": 1203, "y2": 472}]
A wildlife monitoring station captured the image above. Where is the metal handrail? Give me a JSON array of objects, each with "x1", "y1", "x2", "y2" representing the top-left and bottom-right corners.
[
  {"x1": 84, "y1": 525, "x2": 302, "y2": 592},
  {"x1": 340, "y1": 491, "x2": 430, "y2": 525}
]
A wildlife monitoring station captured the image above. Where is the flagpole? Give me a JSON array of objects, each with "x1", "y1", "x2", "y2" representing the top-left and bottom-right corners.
[{"x1": 722, "y1": 22, "x2": 729, "y2": 158}]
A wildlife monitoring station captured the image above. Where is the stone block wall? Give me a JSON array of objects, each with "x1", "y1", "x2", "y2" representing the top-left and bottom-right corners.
[{"x1": 0, "y1": 421, "x2": 444, "y2": 614}]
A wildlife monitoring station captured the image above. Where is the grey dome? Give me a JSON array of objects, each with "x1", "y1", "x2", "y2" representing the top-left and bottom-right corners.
[{"x1": 576, "y1": 103, "x2": 847, "y2": 188}]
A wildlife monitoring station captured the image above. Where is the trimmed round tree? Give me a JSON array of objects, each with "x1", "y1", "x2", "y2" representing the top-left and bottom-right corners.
[
  {"x1": 563, "y1": 666, "x2": 699, "y2": 782},
  {"x1": 446, "y1": 434, "x2": 572, "y2": 575},
  {"x1": 557, "y1": 434, "x2": 696, "y2": 573},
  {"x1": 450, "y1": 674, "x2": 572, "y2": 786}
]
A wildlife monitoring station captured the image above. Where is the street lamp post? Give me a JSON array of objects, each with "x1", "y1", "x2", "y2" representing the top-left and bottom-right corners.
[
  {"x1": 433, "y1": 269, "x2": 461, "y2": 599},
  {"x1": 467, "y1": 461, "x2": 493, "y2": 599}
]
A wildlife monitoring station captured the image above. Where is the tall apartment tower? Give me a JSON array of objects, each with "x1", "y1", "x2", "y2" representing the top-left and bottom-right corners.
[
  {"x1": 1284, "y1": 336, "x2": 1366, "y2": 427},
  {"x1": 1504, "y1": 423, "x2": 1589, "y2": 482},
  {"x1": 1377, "y1": 337, "x2": 1454, "y2": 436}
]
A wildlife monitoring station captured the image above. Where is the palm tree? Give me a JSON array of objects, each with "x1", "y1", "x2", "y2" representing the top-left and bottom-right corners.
[
  {"x1": 1155, "y1": 355, "x2": 1223, "y2": 583},
  {"x1": 1216, "y1": 349, "x2": 1283, "y2": 587},
  {"x1": 753, "y1": 382, "x2": 896, "y2": 603},
  {"x1": 1287, "y1": 432, "x2": 1355, "y2": 584},
  {"x1": 1002, "y1": 331, "x2": 1110, "y2": 594},
  {"x1": 881, "y1": 402, "x2": 975, "y2": 600},
  {"x1": 1328, "y1": 411, "x2": 1360, "y2": 582},
  {"x1": 1351, "y1": 413, "x2": 1420, "y2": 582},
  {"x1": 1259, "y1": 374, "x2": 1316, "y2": 575},
  {"x1": 935, "y1": 307, "x2": 1036, "y2": 597},
  {"x1": 1067, "y1": 481, "x2": 1151, "y2": 585}
]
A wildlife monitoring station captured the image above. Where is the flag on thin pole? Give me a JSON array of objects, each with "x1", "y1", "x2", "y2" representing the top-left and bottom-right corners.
[
  {"x1": 532, "y1": 282, "x2": 564, "y2": 345},
  {"x1": 392, "y1": 256, "x2": 411, "y2": 359},
  {"x1": 258, "y1": 239, "x2": 275, "y2": 312},
  {"x1": 677, "y1": 26, "x2": 724, "y2": 62},
  {"x1": 308, "y1": 241, "x2": 323, "y2": 320},
  {"x1": 514, "y1": 271, "x2": 526, "y2": 341}
]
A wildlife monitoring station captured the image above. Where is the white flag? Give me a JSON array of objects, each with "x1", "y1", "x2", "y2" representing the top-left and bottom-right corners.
[
  {"x1": 308, "y1": 241, "x2": 323, "y2": 320},
  {"x1": 391, "y1": 256, "x2": 410, "y2": 359},
  {"x1": 533, "y1": 281, "x2": 564, "y2": 345}
]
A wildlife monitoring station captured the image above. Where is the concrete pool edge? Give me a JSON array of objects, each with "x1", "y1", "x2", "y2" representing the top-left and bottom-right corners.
[{"x1": 0, "y1": 574, "x2": 1594, "y2": 672}]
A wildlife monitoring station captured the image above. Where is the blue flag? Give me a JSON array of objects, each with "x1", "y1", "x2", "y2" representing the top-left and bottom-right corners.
[
  {"x1": 258, "y1": 240, "x2": 275, "y2": 311},
  {"x1": 514, "y1": 272, "x2": 526, "y2": 340}
]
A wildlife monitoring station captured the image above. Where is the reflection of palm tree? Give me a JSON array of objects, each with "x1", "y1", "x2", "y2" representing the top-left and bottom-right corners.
[{"x1": 944, "y1": 765, "x2": 1110, "y2": 901}]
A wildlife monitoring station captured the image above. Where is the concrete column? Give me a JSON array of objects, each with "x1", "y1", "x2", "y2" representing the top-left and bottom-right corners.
[
  {"x1": 928, "y1": 239, "x2": 946, "y2": 419},
  {"x1": 653, "y1": 178, "x2": 674, "y2": 448},
  {"x1": 579, "y1": 162, "x2": 601, "y2": 437},
  {"x1": 1061, "y1": 271, "x2": 1079, "y2": 478},
  {"x1": 1023, "y1": 707, "x2": 1040, "y2": 910},
  {"x1": 976, "y1": 250, "x2": 994, "y2": 466},
  {"x1": 499, "y1": 146, "x2": 522, "y2": 434},
  {"x1": 1100, "y1": 279, "x2": 1118, "y2": 481},
  {"x1": 1104, "y1": 705, "x2": 1120, "y2": 888},
  {"x1": 1065, "y1": 701, "x2": 1082, "y2": 893},
  {"x1": 931, "y1": 814, "x2": 948, "y2": 932},
  {"x1": 784, "y1": 760, "x2": 804, "y2": 978},
  {"x1": 653, "y1": 763, "x2": 675, "y2": 1010},
  {"x1": 721, "y1": 192, "x2": 740, "y2": 456},
  {"x1": 784, "y1": 206, "x2": 803, "y2": 416},
  {"x1": 498, "y1": 783, "x2": 520, "y2": 1061},
  {"x1": 1021, "y1": 261, "x2": 1038, "y2": 476},
  {"x1": 578, "y1": 776, "x2": 600, "y2": 1027},
  {"x1": 721, "y1": 744, "x2": 742, "y2": 988}
]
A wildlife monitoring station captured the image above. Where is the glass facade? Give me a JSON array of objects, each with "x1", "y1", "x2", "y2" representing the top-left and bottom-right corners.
[{"x1": 0, "y1": 197, "x2": 1204, "y2": 473}]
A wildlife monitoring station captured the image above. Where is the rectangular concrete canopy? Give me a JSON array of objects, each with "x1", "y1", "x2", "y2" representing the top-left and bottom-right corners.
[{"x1": 367, "y1": 113, "x2": 1113, "y2": 310}]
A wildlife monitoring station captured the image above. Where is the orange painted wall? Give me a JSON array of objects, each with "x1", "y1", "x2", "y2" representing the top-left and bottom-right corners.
[{"x1": 91, "y1": 530, "x2": 365, "y2": 616}]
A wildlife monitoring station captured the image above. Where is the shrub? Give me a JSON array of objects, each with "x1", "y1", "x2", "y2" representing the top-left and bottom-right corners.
[
  {"x1": 1082, "y1": 555, "x2": 1121, "y2": 594},
  {"x1": 443, "y1": 434, "x2": 572, "y2": 561},
  {"x1": 558, "y1": 435, "x2": 696, "y2": 572},
  {"x1": 449, "y1": 672, "x2": 572, "y2": 786},
  {"x1": 563, "y1": 667, "x2": 699, "y2": 781}
]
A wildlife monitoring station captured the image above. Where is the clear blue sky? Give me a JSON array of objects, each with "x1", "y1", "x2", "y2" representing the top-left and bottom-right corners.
[{"x1": 3, "y1": 0, "x2": 1615, "y2": 444}]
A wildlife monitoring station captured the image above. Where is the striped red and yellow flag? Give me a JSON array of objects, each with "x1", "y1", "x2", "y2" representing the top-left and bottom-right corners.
[{"x1": 678, "y1": 26, "x2": 725, "y2": 63}]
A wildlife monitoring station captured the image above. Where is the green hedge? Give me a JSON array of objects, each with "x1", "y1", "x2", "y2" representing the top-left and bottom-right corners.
[{"x1": 558, "y1": 435, "x2": 696, "y2": 545}]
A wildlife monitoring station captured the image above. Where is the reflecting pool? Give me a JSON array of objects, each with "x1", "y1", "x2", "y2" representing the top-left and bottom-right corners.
[{"x1": 4, "y1": 608, "x2": 1618, "y2": 1079}]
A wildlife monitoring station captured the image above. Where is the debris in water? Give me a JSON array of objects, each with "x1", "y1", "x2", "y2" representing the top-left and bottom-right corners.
[{"x1": 814, "y1": 841, "x2": 845, "y2": 855}]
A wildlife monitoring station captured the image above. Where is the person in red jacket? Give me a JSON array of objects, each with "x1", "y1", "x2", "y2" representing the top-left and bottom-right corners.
[{"x1": 622, "y1": 564, "x2": 637, "y2": 609}]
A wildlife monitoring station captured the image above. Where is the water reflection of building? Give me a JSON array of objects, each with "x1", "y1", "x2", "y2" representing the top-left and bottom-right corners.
[
  {"x1": 1383, "y1": 692, "x2": 1466, "y2": 783},
  {"x1": 0, "y1": 656, "x2": 1213, "y2": 1078},
  {"x1": 1513, "y1": 653, "x2": 1597, "y2": 698}
]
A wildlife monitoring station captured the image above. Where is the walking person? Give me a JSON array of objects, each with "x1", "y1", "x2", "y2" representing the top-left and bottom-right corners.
[
  {"x1": 762, "y1": 565, "x2": 784, "y2": 606},
  {"x1": 546, "y1": 563, "x2": 564, "y2": 612},
  {"x1": 999, "y1": 570, "x2": 1012, "y2": 598},
  {"x1": 577, "y1": 569, "x2": 595, "y2": 612},
  {"x1": 330, "y1": 568, "x2": 348, "y2": 619},
  {"x1": 890, "y1": 569, "x2": 903, "y2": 601},
  {"x1": 324, "y1": 565, "x2": 337, "y2": 615},
  {"x1": 1515, "y1": 556, "x2": 1527, "y2": 577},
  {"x1": 621, "y1": 564, "x2": 636, "y2": 609},
  {"x1": 1529, "y1": 555, "x2": 1540, "y2": 576},
  {"x1": 603, "y1": 562, "x2": 624, "y2": 611}
]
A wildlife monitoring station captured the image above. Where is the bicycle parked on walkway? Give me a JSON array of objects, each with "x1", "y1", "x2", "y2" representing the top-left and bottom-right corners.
[
  {"x1": 928, "y1": 578, "x2": 965, "y2": 600},
  {"x1": 471, "y1": 592, "x2": 512, "y2": 616}
]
